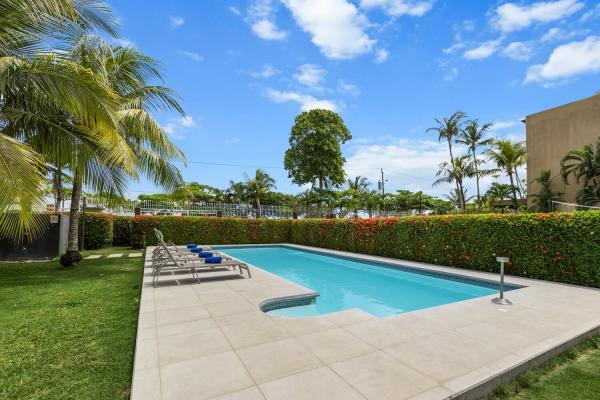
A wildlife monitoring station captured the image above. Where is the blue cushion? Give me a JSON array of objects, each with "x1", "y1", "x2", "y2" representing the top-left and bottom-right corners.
[
  {"x1": 190, "y1": 247, "x2": 202, "y2": 253},
  {"x1": 198, "y1": 251, "x2": 213, "y2": 258},
  {"x1": 204, "y1": 256, "x2": 222, "y2": 264},
  {"x1": 186, "y1": 244, "x2": 197, "y2": 249}
]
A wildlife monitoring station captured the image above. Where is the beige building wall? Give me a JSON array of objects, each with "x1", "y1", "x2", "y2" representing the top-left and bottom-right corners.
[{"x1": 525, "y1": 94, "x2": 600, "y2": 209}]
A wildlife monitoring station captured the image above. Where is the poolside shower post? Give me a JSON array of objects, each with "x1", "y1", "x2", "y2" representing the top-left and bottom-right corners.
[{"x1": 492, "y1": 257, "x2": 512, "y2": 305}]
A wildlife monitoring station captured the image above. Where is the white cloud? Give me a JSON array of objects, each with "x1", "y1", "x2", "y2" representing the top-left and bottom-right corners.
[
  {"x1": 526, "y1": 36, "x2": 600, "y2": 82},
  {"x1": 112, "y1": 38, "x2": 133, "y2": 47},
  {"x1": 225, "y1": 137, "x2": 241, "y2": 145},
  {"x1": 337, "y1": 80, "x2": 361, "y2": 96},
  {"x1": 162, "y1": 116, "x2": 197, "y2": 139},
  {"x1": 359, "y1": 0, "x2": 433, "y2": 17},
  {"x1": 180, "y1": 116, "x2": 196, "y2": 128},
  {"x1": 345, "y1": 138, "x2": 449, "y2": 194},
  {"x1": 169, "y1": 15, "x2": 185, "y2": 29},
  {"x1": 581, "y1": 4, "x2": 600, "y2": 22},
  {"x1": 463, "y1": 39, "x2": 503, "y2": 60},
  {"x1": 229, "y1": 6, "x2": 241, "y2": 15},
  {"x1": 248, "y1": 0, "x2": 288, "y2": 40},
  {"x1": 282, "y1": 0, "x2": 375, "y2": 60},
  {"x1": 252, "y1": 19, "x2": 288, "y2": 40},
  {"x1": 492, "y1": 0, "x2": 583, "y2": 33},
  {"x1": 502, "y1": 42, "x2": 534, "y2": 61},
  {"x1": 264, "y1": 88, "x2": 338, "y2": 111},
  {"x1": 250, "y1": 64, "x2": 280, "y2": 78},
  {"x1": 293, "y1": 64, "x2": 327, "y2": 89},
  {"x1": 443, "y1": 42, "x2": 465, "y2": 54},
  {"x1": 374, "y1": 48, "x2": 389, "y2": 63},
  {"x1": 178, "y1": 51, "x2": 203, "y2": 62},
  {"x1": 462, "y1": 19, "x2": 476, "y2": 32},
  {"x1": 491, "y1": 120, "x2": 520, "y2": 131},
  {"x1": 443, "y1": 67, "x2": 458, "y2": 81}
]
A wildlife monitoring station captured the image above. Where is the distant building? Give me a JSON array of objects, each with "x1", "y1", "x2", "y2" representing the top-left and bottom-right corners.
[{"x1": 525, "y1": 94, "x2": 600, "y2": 208}]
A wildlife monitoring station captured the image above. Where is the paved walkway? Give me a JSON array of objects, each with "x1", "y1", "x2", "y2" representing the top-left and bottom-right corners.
[{"x1": 132, "y1": 244, "x2": 600, "y2": 400}]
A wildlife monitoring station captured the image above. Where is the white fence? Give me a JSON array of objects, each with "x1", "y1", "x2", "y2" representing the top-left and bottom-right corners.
[{"x1": 52, "y1": 199, "x2": 409, "y2": 219}]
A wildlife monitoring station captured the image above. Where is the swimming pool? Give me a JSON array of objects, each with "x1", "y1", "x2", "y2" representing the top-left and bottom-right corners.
[{"x1": 217, "y1": 245, "x2": 518, "y2": 317}]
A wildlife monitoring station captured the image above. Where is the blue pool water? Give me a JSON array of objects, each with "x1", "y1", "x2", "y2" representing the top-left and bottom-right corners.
[{"x1": 218, "y1": 246, "x2": 510, "y2": 317}]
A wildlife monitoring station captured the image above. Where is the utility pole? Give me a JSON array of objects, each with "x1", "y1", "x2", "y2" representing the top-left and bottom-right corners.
[{"x1": 380, "y1": 169, "x2": 385, "y2": 213}]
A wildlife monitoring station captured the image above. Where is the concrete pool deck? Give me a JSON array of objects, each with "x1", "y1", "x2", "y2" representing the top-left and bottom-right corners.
[{"x1": 131, "y1": 244, "x2": 600, "y2": 400}]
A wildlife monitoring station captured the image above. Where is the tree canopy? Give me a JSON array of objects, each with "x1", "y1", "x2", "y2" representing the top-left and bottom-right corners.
[{"x1": 284, "y1": 109, "x2": 351, "y2": 190}]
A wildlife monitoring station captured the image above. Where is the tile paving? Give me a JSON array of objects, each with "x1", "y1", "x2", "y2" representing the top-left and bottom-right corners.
[{"x1": 131, "y1": 244, "x2": 600, "y2": 400}]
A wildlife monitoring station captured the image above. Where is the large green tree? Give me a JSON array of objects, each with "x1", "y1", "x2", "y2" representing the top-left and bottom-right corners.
[
  {"x1": 284, "y1": 109, "x2": 351, "y2": 191},
  {"x1": 530, "y1": 170, "x2": 561, "y2": 212},
  {"x1": 433, "y1": 155, "x2": 475, "y2": 210},
  {"x1": 0, "y1": 0, "x2": 121, "y2": 242},
  {"x1": 561, "y1": 137, "x2": 600, "y2": 206}
]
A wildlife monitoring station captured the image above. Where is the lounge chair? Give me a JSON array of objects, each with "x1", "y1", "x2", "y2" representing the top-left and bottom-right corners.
[{"x1": 151, "y1": 229, "x2": 251, "y2": 287}]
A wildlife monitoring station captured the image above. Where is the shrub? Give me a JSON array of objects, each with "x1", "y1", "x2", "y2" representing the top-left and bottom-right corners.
[
  {"x1": 118, "y1": 212, "x2": 600, "y2": 288},
  {"x1": 289, "y1": 212, "x2": 600, "y2": 288},
  {"x1": 112, "y1": 216, "x2": 132, "y2": 247},
  {"x1": 130, "y1": 216, "x2": 290, "y2": 248},
  {"x1": 80, "y1": 213, "x2": 114, "y2": 250}
]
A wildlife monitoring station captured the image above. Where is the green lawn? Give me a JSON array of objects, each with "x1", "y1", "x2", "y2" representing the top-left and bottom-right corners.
[
  {"x1": 492, "y1": 335, "x2": 600, "y2": 400},
  {"x1": 0, "y1": 247, "x2": 143, "y2": 400}
]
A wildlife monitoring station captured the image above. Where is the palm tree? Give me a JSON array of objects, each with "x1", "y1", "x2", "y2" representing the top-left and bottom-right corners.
[
  {"x1": 433, "y1": 155, "x2": 475, "y2": 210},
  {"x1": 530, "y1": 170, "x2": 562, "y2": 212},
  {"x1": 445, "y1": 188, "x2": 474, "y2": 210},
  {"x1": 0, "y1": 0, "x2": 120, "y2": 242},
  {"x1": 456, "y1": 119, "x2": 494, "y2": 207},
  {"x1": 485, "y1": 182, "x2": 513, "y2": 213},
  {"x1": 346, "y1": 176, "x2": 370, "y2": 217},
  {"x1": 484, "y1": 140, "x2": 527, "y2": 208},
  {"x1": 427, "y1": 111, "x2": 466, "y2": 201},
  {"x1": 560, "y1": 137, "x2": 600, "y2": 206},
  {"x1": 244, "y1": 169, "x2": 276, "y2": 217}
]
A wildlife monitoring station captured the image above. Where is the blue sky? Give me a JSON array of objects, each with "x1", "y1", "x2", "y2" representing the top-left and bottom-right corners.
[{"x1": 109, "y1": 0, "x2": 600, "y2": 199}]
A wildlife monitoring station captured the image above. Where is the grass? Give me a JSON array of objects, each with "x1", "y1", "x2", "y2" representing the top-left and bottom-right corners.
[
  {"x1": 492, "y1": 335, "x2": 600, "y2": 399},
  {"x1": 0, "y1": 247, "x2": 143, "y2": 400}
]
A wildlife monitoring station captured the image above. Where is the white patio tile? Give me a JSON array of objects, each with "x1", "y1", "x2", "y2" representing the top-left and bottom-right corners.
[
  {"x1": 107, "y1": 253, "x2": 123, "y2": 258},
  {"x1": 84, "y1": 255, "x2": 102, "y2": 259}
]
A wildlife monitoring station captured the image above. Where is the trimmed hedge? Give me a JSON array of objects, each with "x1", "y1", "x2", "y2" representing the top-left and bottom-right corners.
[
  {"x1": 112, "y1": 216, "x2": 132, "y2": 247},
  {"x1": 288, "y1": 213, "x2": 600, "y2": 288},
  {"x1": 130, "y1": 216, "x2": 290, "y2": 248},
  {"x1": 85, "y1": 212, "x2": 600, "y2": 288},
  {"x1": 80, "y1": 213, "x2": 114, "y2": 250}
]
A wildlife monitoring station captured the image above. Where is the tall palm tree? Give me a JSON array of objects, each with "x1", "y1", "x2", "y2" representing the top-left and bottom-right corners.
[
  {"x1": 244, "y1": 169, "x2": 276, "y2": 217},
  {"x1": 427, "y1": 111, "x2": 466, "y2": 201},
  {"x1": 433, "y1": 155, "x2": 475, "y2": 210},
  {"x1": 456, "y1": 119, "x2": 494, "y2": 206},
  {"x1": 560, "y1": 137, "x2": 600, "y2": 205},
  {"x1": 484, "y1": 140, "x2": 527, "y2": 208},
  {"x1": 58, "y1": 37, "x2": 185, "y2": 265},
  {"x1": 1, "y1": 0, "x2": 121, "y2": 242}
]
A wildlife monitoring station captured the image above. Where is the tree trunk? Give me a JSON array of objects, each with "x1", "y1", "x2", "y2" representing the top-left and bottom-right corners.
[
  {"x1": 317, "y1": 177, "x2": 323, "y2": 217},
  {"x1": 255, "y1": 195, "x2": 261, "y2": 218},
  {"x1": 508, "y1": 171, "x2": 519, "y2": 209},
  {"x1": 447, "y1": 138, "x2": 462, "y2": 209},
  {"x1": 53, "y1": 166, "x2": 63, "y2": 212},
  {"x1": 473, "y1": 150, "x2": 481, "y2": 209},
  {"x1": 514, "y1": 167, "x2": 525, "y2": 199},
  {"x1": 60, "y1": 168, "x2": 82, "y2": 266}
]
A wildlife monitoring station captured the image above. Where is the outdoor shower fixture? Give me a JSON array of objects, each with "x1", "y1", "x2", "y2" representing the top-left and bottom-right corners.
[{"x1": 492, "y1": 257, "x2": 512, "y2": 305}]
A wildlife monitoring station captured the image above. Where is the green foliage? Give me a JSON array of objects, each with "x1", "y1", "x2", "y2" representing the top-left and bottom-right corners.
[
  {"x1": 284, "y1": 109, "x2": 352, "y2": 190},
  {"x1": 80, "y1": 213, "x2": 114, "y2": 250},
  {"x1": 530, "y1": 170, "x2": 562, "y2": 212},
  {"x1": 130, "y1": 216, "x2": 290, "y2": 248},
  {"x1": 112, "y1": 216, "x2": 132, "y2": 247},
  {"x1": 288, "y1": 213, "x2": 600, "y2": 288},
  {"x1": 87, "y1": 211, "x2": 600, "y2": 288},
  {"x1": 561, "y1": 137, "x2": 600, "y2": 206}
]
